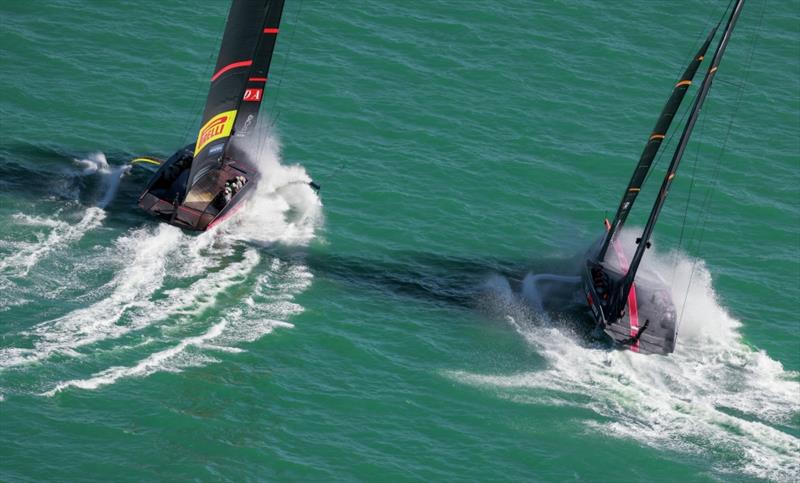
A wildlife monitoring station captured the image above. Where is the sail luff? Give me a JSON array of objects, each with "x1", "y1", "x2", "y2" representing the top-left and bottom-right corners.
[
  {"x1": 224, "y1": 0, "x2": 286, "y2": 164},
  {"x1": 185, "y1": 0, "x2": 272, "y2": 192},
  {"x1": 598, "y1": 28, "x2": 718, "y2": 262},
  {"x1": 618, "y1": 0, "x2": 745, "y2": 303}
]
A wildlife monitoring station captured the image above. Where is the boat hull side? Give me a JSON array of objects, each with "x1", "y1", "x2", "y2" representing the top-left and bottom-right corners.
[{"x1": 583, "y1": 260, "x2": 677, "y2": 355}]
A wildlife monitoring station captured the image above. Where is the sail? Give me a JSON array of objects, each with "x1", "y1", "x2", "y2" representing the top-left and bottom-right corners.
[
  {"x1": 619, "y1": 0, "x2": 745, "y2": 301},
  {"x1": 598, "y1": 28, "x2": 717, "y2": 262},
  {"x1": 225, "y1": 0, "x2": 286, "y2": 165},
  {"x1": 184, "y1": 0, "x2": 285, "y2": 202}
]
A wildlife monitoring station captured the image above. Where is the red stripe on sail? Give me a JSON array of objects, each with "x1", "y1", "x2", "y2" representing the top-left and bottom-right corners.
[
  {"x1": 263, "y1": 28, "x2": 279, "y2": 34},
  {"x1": 248, "y1": 77, "x2": 268, "y2": 82},
  {"x1": 211, "y1": 60, "x2": 253, "y2": 82}
]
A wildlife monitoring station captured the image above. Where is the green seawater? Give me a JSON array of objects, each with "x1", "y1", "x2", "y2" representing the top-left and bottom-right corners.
[{"x1": 1, "y1": 1, "x2": 798, "y2": 481}]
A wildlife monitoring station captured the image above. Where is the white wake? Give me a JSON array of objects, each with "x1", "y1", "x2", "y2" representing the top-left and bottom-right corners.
[
  {"x1": 453, "y1": 231, "x2": 800, "y2": 482},
  {"x1": 0, "y1": 137, "x2": 321, "y2": 396}
]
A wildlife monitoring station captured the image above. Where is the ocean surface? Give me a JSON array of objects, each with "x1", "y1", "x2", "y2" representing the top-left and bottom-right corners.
[{"x1": 1, "y1": 0, "x2": 798, "y2": 481}]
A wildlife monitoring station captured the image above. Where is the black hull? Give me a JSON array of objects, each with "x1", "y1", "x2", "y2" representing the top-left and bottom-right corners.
[
  {"x1": 583, "y1": 258, "x2": 677, "y2": 355},
  {"x1": 138, "y1": 144, "x2": 259, "y2": 232}
]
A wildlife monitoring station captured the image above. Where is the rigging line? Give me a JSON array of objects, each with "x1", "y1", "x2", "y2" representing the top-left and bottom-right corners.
[
  {"x1": 639, "y1": 32, "x2": 711, "y2": 185},
  {"x1": 715, "y1": 78, "x2": 747, "y2": 88},
  {"x1": 672, "y1": 89, "x2": 709, "y2": 284},
  {"x1": 676, "y1": 0, "x2": 766, "y2": 337},
  {"x1": 643, "y1": 0, "x2": 735, "y2": 187},
  {"x1": 181, "y1": 17, "x2": 224, "y2": 145},
  {"x1": 268, "y1": 0, "x2": 305, "y2": 129},
  {"x1": 686, "y1": 1, "x2": 765, "y2": 257},
  {"x1": 324, "y1": 162, "x2": 349, "y2": 183},
  {"x1": 259, "y1": 0, "x2": 304, "y2": 161}
]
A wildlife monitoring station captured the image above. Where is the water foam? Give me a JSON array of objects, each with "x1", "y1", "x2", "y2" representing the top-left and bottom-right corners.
[
  {"x1": 42, "y1": 258, "x2": 308, "y2": 395},
  {"x1": 0, "y1": 208, "x2": 105, "y2": 278},
  {"x1": 216, "y1": 132, "x2": 323, "y2": 246},
  {"x1": 43, "y1": 321, "x2": 229, "y2": 396},
  {"x1": 0, "y1": 152, "x2": 132, "y2": 281},
  {"x1": 454, "y1": 235, "x2": 800, "y2": 481},
  {"x1": 0, "y1": 224, "x2": 183, "y2": 368},
  {"x1": 5, "y1": 135, "x2": 320, "y2": 395}
]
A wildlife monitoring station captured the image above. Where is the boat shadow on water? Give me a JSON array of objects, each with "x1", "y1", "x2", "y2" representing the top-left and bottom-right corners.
[
  {"x1": 0, "y1": 143, "x2": 618, "y2": 352},
  {"x1": 0, "y1": 144, "x2": 143, "y2": 212},
  {"x1": 301, "y1": 249, "x2": 610, "y2": 351}
]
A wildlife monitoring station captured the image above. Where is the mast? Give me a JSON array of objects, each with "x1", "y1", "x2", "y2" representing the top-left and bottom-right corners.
[
  {"x1": 618, "y1": 0, "x2": 745, "y2": 306},
  {"x1": 186, "y1": 0, "x2": 283, "y2": 193},
  {"x1": 598, "y1": 28, "x2": 718, "y2": 262}
]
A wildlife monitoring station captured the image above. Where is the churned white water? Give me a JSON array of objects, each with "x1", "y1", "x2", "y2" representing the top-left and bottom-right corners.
[
  {"x1": 452, "y1": 230, "x2": 800, "y2": 481},
  {"x1": 1, "y1": 136, "x2": 320, "y2": 397}
]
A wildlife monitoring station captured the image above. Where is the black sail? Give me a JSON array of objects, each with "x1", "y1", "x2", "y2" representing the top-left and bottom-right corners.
[
  {"x1": 598, "y1": 28, "x2": 717, "y2": 262},
  {"x1": 184, "y1": 0, "x2": 285, "y2": 206},
  {"x1": 619, "y1": 0, "x2": 745, "y2": 301},
  {"x1": 226, "y1": 0, "x2": 286, "y2": 165}
]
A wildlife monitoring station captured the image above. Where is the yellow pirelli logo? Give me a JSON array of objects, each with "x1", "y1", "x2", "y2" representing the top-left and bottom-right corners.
[{"x1": 195, "y1": 109, "x2": 237, "y2": 155}]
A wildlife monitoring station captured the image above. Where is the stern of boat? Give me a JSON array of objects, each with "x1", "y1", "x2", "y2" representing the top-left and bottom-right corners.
[
  {"x1": 583, "y1": 260, "x2": 677, "y2": 355},
  {"x1": 138, "y1": 145, "x2": 258, "y2": 231}
]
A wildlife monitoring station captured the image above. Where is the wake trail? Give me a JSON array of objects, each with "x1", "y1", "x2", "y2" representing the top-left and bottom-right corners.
[
  {"x1": 0, "y1": 224, "x2": 183, "y2": 368},
  {"x1": 42, "y1": 257, "x2": 311, "y2": 396},
  {"x1": 43, "y1": 321, "x2": 229, "y2": 396},
  {"x1": 1, "y1": 134, "x2": 321, "y2": 397},
  {"x1": 454, "y1": 231, "x2": 800, "y2": 482},
  {"x1": 0, "y1": 208, "x2": 105, "y2": 279},
  {"x1": 0, "y1": 152, "x2": 129, "y2": 282}
]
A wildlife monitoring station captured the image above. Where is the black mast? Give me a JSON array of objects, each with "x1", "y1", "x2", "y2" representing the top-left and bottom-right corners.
[
  {"x1": 598, "y1": 28, "x2": 718, "y2": 262},
  {"x1": 617, "y1": 0, "x2": 745, "y2": 308}
]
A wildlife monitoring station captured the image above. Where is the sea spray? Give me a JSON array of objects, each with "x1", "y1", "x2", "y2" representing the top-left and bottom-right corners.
[
  {"x1": 3, "y1": 133, "x2": 320, "y2": 396},
  {"x1": 216, "y1": 131, "x2": 323, "y2": 245},
  {"x1": 455, "y1": 230, "x2": 800, "y2": 481},
  {"x1": 73, "y1": 152, "x2": 131, "y2": 208}
]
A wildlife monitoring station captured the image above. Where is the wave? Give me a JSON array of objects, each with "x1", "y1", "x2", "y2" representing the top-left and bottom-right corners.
[
  {"x1": 40, "y1": 258, "x2": 310, "y2": 396},
  {"x1": 43, "y1": 320, "x2": 230, "y2": 396},
  {"x1": 0, "y1": 224, "x2": 183, "y2": 368},
  {"x1": 0, "y1": 152, "x2": 130, "y2": 281}
]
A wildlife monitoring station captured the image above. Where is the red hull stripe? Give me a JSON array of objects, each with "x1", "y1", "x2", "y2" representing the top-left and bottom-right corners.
[
  {"x1": 263, "y1": 28, "x2": 279, "y2": 34},
  {"x1": 628, "y1": 283, "x2": 640, "y2": 353},
  {"x1": 249, "y1": 77, "x2": 268, "y2": 82},
  {"x1": 607, "y1": 227, "x2": 641, "y2": 352},
  {"x1": 211, "y1": 60, "x2": 253, "y2": 82}
]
